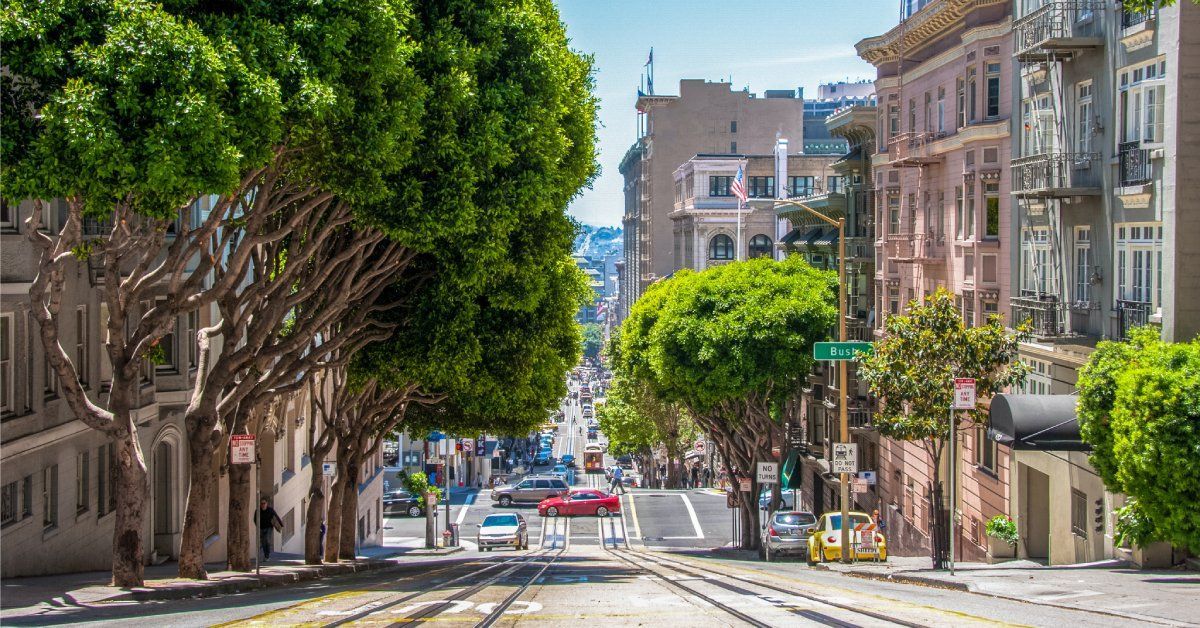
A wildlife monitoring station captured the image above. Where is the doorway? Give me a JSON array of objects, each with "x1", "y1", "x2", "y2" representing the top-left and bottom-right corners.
[
  {"x1": 1022, "y1": 465, "x2": 1050, "y2": 560},
  {"x1": 153, "y1": 440, "x2": 177, "y2": 557}
]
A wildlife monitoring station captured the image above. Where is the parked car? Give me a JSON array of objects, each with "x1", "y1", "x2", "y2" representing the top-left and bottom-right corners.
[
  {"x1": 807, "y1": 511, "x2": 887, "y2": 563},
  {"x1": 549, "y1": 464, "x2": 575, "y2": 485},
  {"x1": 616, "y1": 454, "x2": 633, "y2": 469},
  {"x1": 561, "y1": 454, "x2": 575, "y2": 467},
  {"x1": 537, "y1": 489, "x2": 621, "y2": 517},
  {"x1": 758, "y1": 488, "x2": 796, "y2": 511},
  {"x1": 533, "y1": 451, "x2": 552, "y2": 466},
  {"x1": 491, "y1": 477, "x2": 570, "y2": 506},
  {"x1": 760, "y1": 510, "x2": 818, "y2": 561},
  {"x1": 382, "y1": 489, "x2": 426, "y2": 518},
  {"x1": 477, "y1": 513, "x2": 529, "y2": 551}
]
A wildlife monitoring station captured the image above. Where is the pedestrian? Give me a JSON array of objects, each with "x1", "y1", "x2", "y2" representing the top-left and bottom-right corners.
[
  {"x1": 256, "y1": 498, "x2": 284, "y2": 561},
  {"x1": 318, "y1": 521, "x2": 327, "y2": 557},
  {"x1": 690, "y1": 464, "x2": 700, "y2": 489},
  {"x1": 609, "y1": 464, "x2": 626, "y2": 494},
  {"x1": 703, "y1": 466, "x2": 713, "y2": 488},
  {"x1": 873, "y1": 508, "x2": 887, "y2": 534}
]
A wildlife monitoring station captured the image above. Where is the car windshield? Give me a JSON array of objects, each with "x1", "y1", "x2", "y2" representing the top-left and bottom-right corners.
[
  {"x1": 483, "y1": 515, "x2": 519, "y2": 527},
  {"x1": 774, "y1": 512, "x2": 817, "y2": 526},
  {"x1": 828, "y1": 514, "x2": 872, "y2": 530}
]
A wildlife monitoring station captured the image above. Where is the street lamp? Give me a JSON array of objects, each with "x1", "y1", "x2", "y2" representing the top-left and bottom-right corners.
[{"x1": 753, "y1": 197, "x2": 853, "y2": 564}]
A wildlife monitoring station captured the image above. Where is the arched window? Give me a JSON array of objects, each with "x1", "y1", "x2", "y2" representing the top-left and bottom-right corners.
[
  {"x1": 709, "y1": 234, "x2": 735, "y2": 261},
  {"x1": 748, "y1": 234, "x2": 773, "y2": 258}
]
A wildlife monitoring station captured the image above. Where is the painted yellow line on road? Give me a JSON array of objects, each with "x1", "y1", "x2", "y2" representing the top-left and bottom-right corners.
[{"x1": 626, "y1": 491, "x2": 642, "y2": 541}]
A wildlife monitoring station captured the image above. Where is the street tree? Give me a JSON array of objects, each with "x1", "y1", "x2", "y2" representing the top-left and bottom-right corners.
[
  {"x1": 598, "y1": 375, "x2": 696, "y2": 489},
  {"x1": 1076, "y1": 328, "x2": 1200, "y2": 554},
  {"x1": 857, "y1": 288, "x2": 1027, "y2": 568},
  {"x1": 616, "y1": 256, "x2": 838, "y2": 546},
  {"x1": 582, "y1": 323, "x2": 604, "y2": 360}
]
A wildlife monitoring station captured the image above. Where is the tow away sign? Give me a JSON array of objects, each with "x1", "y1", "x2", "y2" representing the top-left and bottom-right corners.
[
  {"x1": 230, "y1": 434, "x2": 255, "y2": 465},
  {"x1": 953, "y1": 378, "x2": 977, "y2": 409}
]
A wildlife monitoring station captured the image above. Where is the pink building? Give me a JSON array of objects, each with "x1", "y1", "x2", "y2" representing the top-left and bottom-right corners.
[{"x1": 857, "y1": 0, "x2": 1014, "y2": 561}]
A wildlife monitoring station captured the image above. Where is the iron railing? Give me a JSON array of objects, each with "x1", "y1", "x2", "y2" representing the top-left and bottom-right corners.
[
  {"x1": 1118, "y1": 141, "x2": 1151, "y2": 186},
  {"x1": 1122, "y1": 6, "x2": 1155, "y2": 28},
  {"x1": 1011, "y1": 152, "x2": 1101, "y2": 193},
  {"x1": 1011, "y1": 294, "x2": 1061, "y2": 337},
  {"x1": 1116, "y1": 299, "x2": 1153, "y2": 340},
  {"x1": 1013, "y1": 1, "x2": 1104, "y2": 56}
]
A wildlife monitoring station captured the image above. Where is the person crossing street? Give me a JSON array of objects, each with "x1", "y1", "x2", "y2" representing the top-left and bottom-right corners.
[{"x1": 608, "y1": 464, "x2": 626, "y2": 494}]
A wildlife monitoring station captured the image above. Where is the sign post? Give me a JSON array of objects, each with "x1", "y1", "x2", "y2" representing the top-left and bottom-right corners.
[
  {"x1": 949, "y1": 378, "x2": 976, "y2": 575},
  {"x1": 756, "y1": 462, "x2": 778, "y2": 485},
  {"x1": 231, "y1": 435, "x2": 259, "y2": 575}
]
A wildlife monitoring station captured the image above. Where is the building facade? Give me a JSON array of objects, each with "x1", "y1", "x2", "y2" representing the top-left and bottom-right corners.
[
  {"x1": 670, "y1": 142, "x2": 839, "y2": 271},
  {"x1": 0, "y1": 199, "x2": 382, "y2": 578},
  {"x1": 857, "y1": 0, "x2": 1016, "y2": 561},
  {"x1": 803, "y1": 81, "x2": 878, "y2": 155},
  {"x1": 618, "y1": 80, "x2": 808, "y2": 314}
]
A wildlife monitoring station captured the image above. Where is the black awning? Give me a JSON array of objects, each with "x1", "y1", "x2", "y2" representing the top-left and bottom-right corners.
[
  {"x1": 988, "y1": 394, "x2": 1089, "y2": 451},
  {"x1": 781, "y1": 450, "x2": 803, "y2": 490},
  {"x1": 812, "y1": 228, "x2": 839, "y2": 247},
  {"x1": 782, "y1": 227, "x2": 805, "y2": 246},
  {"x1": 783, "y1": 226, "x2": 823, "y2": 247}
]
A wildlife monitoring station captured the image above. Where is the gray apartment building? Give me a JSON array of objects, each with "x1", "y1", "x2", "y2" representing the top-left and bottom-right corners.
[{"x1": 618, "y1": 80, "x2": 807, "y2": 319}]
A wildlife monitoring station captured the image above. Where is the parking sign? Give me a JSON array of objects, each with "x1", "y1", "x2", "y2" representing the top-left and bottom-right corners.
[{"x1": 954, "y1": 378, "x2": 976, "y2": 409}]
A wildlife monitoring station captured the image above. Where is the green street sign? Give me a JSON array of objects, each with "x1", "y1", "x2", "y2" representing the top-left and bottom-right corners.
[{"x1": 813, "y1": 341, "x2": 874, "y2": 361}]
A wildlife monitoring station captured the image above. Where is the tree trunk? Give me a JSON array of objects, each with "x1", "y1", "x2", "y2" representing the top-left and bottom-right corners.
[
  {"x1": 111, "y1": 419, "x2": 149, "y2": 587},
  {"x1": 304, "y1": 452, "x2": 328, "y2": 565},
  {"x1": 337, "y1": 452, "x2": 361, "y2": 561},
  {"x1": 324, "y1": 472, "x2": 345, "y2": 563},
  {"x1": 226, "y1": 462, "x2": 253, "y2": 571},
  {"x1": 178, "y1": 433, "x2": 216, "y2": 579}
]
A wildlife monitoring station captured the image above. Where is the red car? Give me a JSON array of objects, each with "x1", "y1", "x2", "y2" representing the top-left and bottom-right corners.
[{"x1": 537, "y1": 489, "x2": 621, "y2": 517}]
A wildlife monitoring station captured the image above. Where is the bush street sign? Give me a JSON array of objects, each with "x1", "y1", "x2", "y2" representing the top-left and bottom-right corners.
[{"x1": 813, "y1": 341, "x2": 874, "y2": 361}]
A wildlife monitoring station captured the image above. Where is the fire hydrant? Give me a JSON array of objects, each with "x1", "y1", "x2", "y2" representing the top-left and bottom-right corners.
[{"x1": 442, "y1": 529, "x2": 452, "y2": 548}]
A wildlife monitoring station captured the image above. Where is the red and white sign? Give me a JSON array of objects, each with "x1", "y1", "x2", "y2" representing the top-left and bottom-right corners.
[
  {"x1": 695, "y1": 440, "x2": 705, "y2": 452},
  {"x1": 953, "y1": 378, "x2": 977, "y2": 410},
  {"x1": 851, "y1": 478, "x2": 870, "y2": 494},
  {"x1": 230, "y1": 434, "x2": 255, "y2": 465},
  {"x1": 739, "y1": 477, "x2": 752, "y2": 492}
]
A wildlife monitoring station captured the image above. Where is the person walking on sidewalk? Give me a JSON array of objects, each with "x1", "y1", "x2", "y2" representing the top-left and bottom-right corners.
[
  {"x1": 609, "y1": 465, "x2": 626, "y2": 494},
  {"x1": 256, "y1": 498, "x2": 284, "y2": 561}
]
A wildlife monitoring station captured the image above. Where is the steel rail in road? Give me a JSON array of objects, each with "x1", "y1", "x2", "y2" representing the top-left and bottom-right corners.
[
  {"x1": 472, "y1": 550, "x2": 563, "y2": 628},
  {"x1": 600, "y1": 544, "x2": 773, "y2": 628},
  {"x1": 637, "y1": 549, "x2": 928, "y2": 628}
]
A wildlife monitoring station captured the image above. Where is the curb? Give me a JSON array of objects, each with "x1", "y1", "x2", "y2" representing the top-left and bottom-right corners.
[{"x1": 839, "y1": 568, "x2": 971, "y2": 592}]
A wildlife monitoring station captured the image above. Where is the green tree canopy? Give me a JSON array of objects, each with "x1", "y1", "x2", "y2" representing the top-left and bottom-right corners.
[
  {"x1": 1077, "y1": 328, "x2": 1200, "y2": 553},
  {"x1": 582, "y1": 322, "x2": 603, "y2": 359}
]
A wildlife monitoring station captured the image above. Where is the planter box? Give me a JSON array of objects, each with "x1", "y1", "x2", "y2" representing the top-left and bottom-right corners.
[
  {"x1": 1131, "y1": 541, "x2": 1173, "y2": 569},
  {"x1": 987, "y1": 535, "x2": 1017, "y2": 563}
]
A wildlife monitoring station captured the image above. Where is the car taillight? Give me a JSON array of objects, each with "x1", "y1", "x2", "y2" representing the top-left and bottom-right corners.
[
  {"x1": 827, "y1": 536, "x2": 837, "y2": 544},
  {"x1": 876, "y1": 534, "x2": 884, "y2": 542},
  {"x1": 768, "y1": 526, "x2": 779, "y2": 537}
]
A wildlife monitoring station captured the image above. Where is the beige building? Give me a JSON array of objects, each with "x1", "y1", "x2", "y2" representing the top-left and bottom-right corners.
[
  {"x1": 670, "y1": 141, "x2": 838, "y2": 270},
  {"x1": 0, "y1": 198, "x2": 382, "y2": 577},
  {"x1": 619, "y1": 80, "x2": 807, "y2": 316}
]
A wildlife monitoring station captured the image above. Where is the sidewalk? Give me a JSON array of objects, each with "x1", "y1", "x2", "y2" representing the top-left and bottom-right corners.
[
  {"x1": 0, "y1": 544, "x2": 466, "y2": 615},
  {"x1": 817, "y1": 555, "x2": 1200, "y2": 626}
]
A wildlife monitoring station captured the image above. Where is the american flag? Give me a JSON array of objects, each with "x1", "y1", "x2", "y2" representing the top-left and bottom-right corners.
[{"x1": 730, "y1": 165, "x2": 747, "y2": 202}]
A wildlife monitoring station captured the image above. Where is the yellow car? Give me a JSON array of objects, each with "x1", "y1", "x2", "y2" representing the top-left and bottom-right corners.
[{"x1": 807, "y1": 511, "x2": 888, "y2": 563}]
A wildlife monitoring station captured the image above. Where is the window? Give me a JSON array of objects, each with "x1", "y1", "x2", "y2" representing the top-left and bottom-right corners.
[
  {"x1": 748, "y1": 234, "x2": 773, "y2": 259},
  {"x1": 788, "y1": 176, "x2": 815, "y2": 197},
  {"x1": 984, "y1": 183, "x2": 1000, "y2": 238},
  {"x1": 906, "y1": 193, "x2": 917, "y2": 233},
  {"x1": 908, "y1": 98, "x2": 916, "y2": 132},
  {"x1": 43, "y1": 464, "x2": 59, "y2": 530},
  {"x1": 964, "y1": 255, "x2": 975, "y2": 281},
  {"x1": 956, "y1": 78, "x2": 966, "y2": 129},
  {"x1": 283, "y1": 508, "x2": 295, "y2": 542},
  {"x1": 1022, "y1": 358, "x2": 1051, "y2": 394},
  {"x1": 155, "y1": 301, "x2": 176, "y2": 373},
  {"x1": 985, "y1": 63, "x2": 1001, "y2": 118},
  {"x1": 1022, "y1": 95, "x2": 1055, "y2": 156},
  {"x1": 709, "y1": 176, "x2": 733, "y2": 197},
  {"x1": 924, "y1": 92, "x2": 932, "y2": 132},
  {"x1": 747, "y1": 176, "x2": 774, "y2": 198},
  {"x1": 1114, "y1": 224, "x2": 1163, "y2": 307},
  {"x1": 1022, "y1": 228, "x2": 1053, "y2": 295},
  {"x1": 888, "y1": 105, "x2": 900, "y2": 142},
  {"x1": 888, "y1": 196, "x2": 901, "y2": 234},
  {"x1": 44, "y1": 346, "x2": 59, "y2": 398},
  {"x1": 0, "y1": 314, "x2": 11, "y2": 415},
  {"x1": 186, "y1": 311, "x2": 199, "y2": 369},
  {"x1": 708, "y1": 234, "x2": 734, "y2": 261},
  {"x1": 888, "y1": 287, "x2": 901, "y2": 316},
  {"x1": 76, "y1": 451, "x2": 90, "y2": 514},
  {"x1": 954, "y1": 187, "x2": 964, "y2": 239},
  {"x1": 982, "y1": 255, "x2": 998, "y2": 284},
  {"x1": 1071, "y1": 489, "x2": 1088, "y2": 538},
  {"x1": 827, "y1": 176, "x2": 844, "y2": 194},
  {"x1": 22, "y1": 475, "x2": 33, "y2": 519},
  {"x1": 730, "y1": 120, "x2": 737, "y2": 133},
  {"x1": 75, "y1": 306, "x2": 88, "y2": 387},
  {"x1": 1076, "y1": 81, "x2": 1093, "y2": 154},
  {"x1": 975, "y1": 424, "x2": 996, "y2": 472},
  {"x1": 967, "y1": 67, "x2": 978, "y2": 122},
  {"x1": 1075, "y1": 227, "x2": 1092, "y2": 304},
  {"x1": 937, "y1": 87, "x2": 946, "y2": 133},
  {"x1": 1119, "y1": 60, "x2": 1166, "y2": 144},
  {"x1": 730, "y1": 141, "x2": 737, "y2": 153},
  {"x1": 0, "y1": 199, "x2": 13, "y2": 231},
  {"x1": 963, "y1": 294, "x2": 976, "y2": 327},
  {"x1": 1, "y1": 481, "x2": 18, "y2": 526},
  {"x1": 983, "y1": 300, "x2": 998, "y2": 319},
  {"x1": 97, "y1": 444, "x2": 110, "y2": 516}
]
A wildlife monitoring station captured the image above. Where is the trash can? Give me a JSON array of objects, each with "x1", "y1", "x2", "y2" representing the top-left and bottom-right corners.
[{"x1": 449, "y1": 523, "x2": 460, "y2": 547}]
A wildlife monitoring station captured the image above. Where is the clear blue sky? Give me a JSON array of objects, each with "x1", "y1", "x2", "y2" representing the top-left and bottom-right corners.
[{"x1": 555, "y1": 0, "x2": 899, "y2": 226}]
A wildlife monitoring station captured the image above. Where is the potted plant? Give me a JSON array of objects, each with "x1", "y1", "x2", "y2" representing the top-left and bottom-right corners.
[{"x1": 985, "y1": 514, "x2": 1018, "y2": 563}]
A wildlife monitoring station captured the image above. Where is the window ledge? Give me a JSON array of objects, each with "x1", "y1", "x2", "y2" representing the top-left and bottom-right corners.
[
  {"x1": 975, "y1": 465, "x2": 999, "y2": 481},
  {"x1": 42, "y1": 525, "x2": 60, "y2": 540}
]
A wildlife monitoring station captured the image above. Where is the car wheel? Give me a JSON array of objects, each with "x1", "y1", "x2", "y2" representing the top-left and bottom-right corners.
[
  {"x1": 408, "y1": 505, "x2": 422, "y2": 518},
  {"x1": 546, "y1": 507, "x2": 559, "y2": 517},
  {"x1": 499, "y1": 496, "x2": 512, "y2": 507},
  {"x1": 595, "y1": 506, "x2": 609, "y2": 517}
]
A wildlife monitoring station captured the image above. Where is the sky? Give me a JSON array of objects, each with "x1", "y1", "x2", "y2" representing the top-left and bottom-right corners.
[{"x1": 554, "y1": 0, "x2": 900, "y2": 227}]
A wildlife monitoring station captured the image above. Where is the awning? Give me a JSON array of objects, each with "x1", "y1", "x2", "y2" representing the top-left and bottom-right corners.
[
  {"x1": 988, "y1": 394, "x2": 1089, "y2": 451},
  {"x1": 811, "y1": 228, "x2": 839, "y2": 247},
  {"x1": 684, "y1": 450, "x2": 704, "y2": 461},
  {"x1": 781, "y1": 451, "x2": 803, "y2": 490}
]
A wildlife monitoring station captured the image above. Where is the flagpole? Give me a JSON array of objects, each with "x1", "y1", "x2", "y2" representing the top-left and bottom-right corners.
[{"x1": 737, "y1": 196, "x2": 743, "y2": 262}]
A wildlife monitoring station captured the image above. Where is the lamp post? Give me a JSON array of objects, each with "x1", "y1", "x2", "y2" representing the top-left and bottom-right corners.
[{"x1": 754, "y1": 197, "x2": 851, "y2": 563}]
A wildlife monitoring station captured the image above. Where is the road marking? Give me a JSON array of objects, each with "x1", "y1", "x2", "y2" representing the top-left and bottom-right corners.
[
  {"x1": 455, "y1": 494, "x2": 474, "y2": 525},
  {"x1": 474, "y1": 601, "x2": 543, "y2": 615},
  {"x1": 627, "y1": 492, "x2": 643, "y2": 541},
  {"x1": 680, "y1": 494, "x2": 705, "y2": 539}
]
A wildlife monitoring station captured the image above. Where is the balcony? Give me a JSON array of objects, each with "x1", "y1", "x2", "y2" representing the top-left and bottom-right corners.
[
  {"x1": 887, "y1": 132, "x2": 943, "y2": 167},
  {"x1": 1013, "y1": 1, "x2": 1104, "y2": 61},
  {"x1": 1011, "y1": 152, "x2": 1101, "y2": 197},
  {"x1": 1122, "y1": 6, "x2": 1155, "y2": 28},
  {"x1": 1011, "y1": 294, "x2": 1063, "y2": 338},
  {"x1": 1118, "y1": 142, "x2": 1152, "y2": 187},
  {"x1": 886, "y1": 233, "x2": 945, "y2": 264},
  {"x1": 846, "y1": 318, "x2": 873, "y2": 341},
  {"x1": 848, "y1": 408, "x2": 873, "y2": 430},
  {"x1": 1116, "y1": 299, "x2": 1153, "y2": 340}
]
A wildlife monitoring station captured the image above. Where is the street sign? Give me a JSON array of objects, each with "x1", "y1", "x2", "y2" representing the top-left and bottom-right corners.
[
  {"x1": 476, "y1": 437, "x2": 486, "y2": 456},
  {"x1": 322, "y1": 462, "x2": 336, "y2": 477},
  {"x1": 695, "y1": 440, "x2": 705, "y2": 452},
  {"x1": 756, "y1": 462, "x2": 778, "y2": 484},
  {"x1": 230, "y1": 434, "x2": 255, "y2": 465},
  {"x1": 427, "y1": 431, "x2": 444, "y2": 441},
  {"x1": 786, "y1": 421, "x2": 804, "y2": 447},
  {"x1": 851, "y1": 478, "x2": 869, "y2": 494},
  {"x1": 427, "y1": 457, "x2": 444, "y2": 465},
  {"x1": 739, "y1": 477, "x2": 752, "y2": 492},
  {"x1": 813, "y1": 341, "x2": 874, "y2": 361},
  {"x1": 858, "y1": 470, "x2": 877, "y2": 485},
  {"x1": 953, "y1": 378, "x2": 977, "y2": 409},
  {"x1": 831, "y1": 442, "x2": 857, "y2": 474}
]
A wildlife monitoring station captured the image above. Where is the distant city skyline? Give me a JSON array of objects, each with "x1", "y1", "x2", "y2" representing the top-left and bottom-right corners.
[{"x1": 554, "y1": 0, "x2": 898, "y2": 226}]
